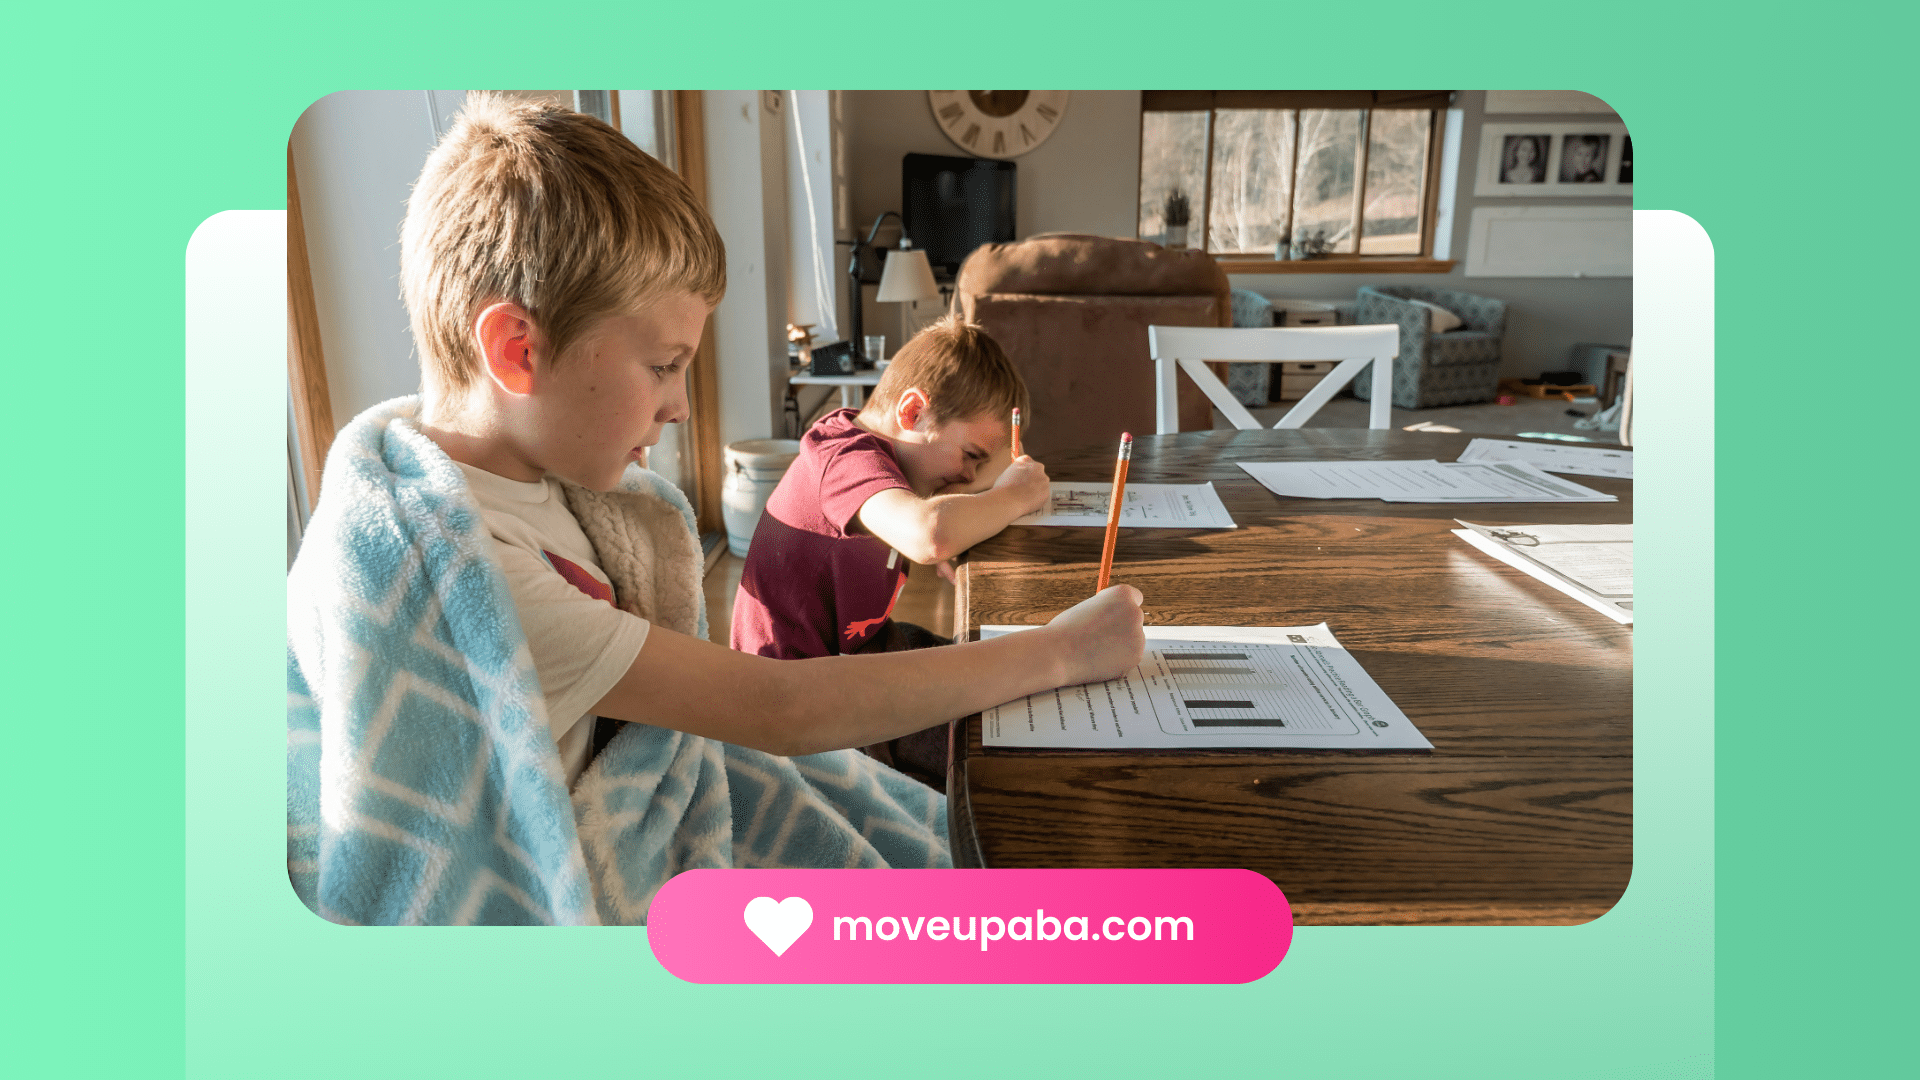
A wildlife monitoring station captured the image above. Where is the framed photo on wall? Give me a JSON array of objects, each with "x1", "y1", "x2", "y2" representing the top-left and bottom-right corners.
[{"x1": 1474, "y1": 122, "x2": 1631, "y2": 197}]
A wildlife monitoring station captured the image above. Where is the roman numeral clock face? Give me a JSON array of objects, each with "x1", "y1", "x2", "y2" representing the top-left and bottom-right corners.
[{"x1": 928, "y1": 91, "x2": 1070, "y2": 158}]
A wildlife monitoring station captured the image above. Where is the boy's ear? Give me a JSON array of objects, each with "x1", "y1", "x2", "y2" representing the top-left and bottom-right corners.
[
  {"x1": 475, "y1": 302, "x2": 538, "y2": 396},
  {"x1": 895, "y1": 387, "x2": 931, "y2": 432}
]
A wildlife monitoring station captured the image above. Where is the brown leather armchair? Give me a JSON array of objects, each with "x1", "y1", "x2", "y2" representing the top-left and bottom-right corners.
[{"x1": 955, "y1": 234, "x2": 1230, "y2": 461}]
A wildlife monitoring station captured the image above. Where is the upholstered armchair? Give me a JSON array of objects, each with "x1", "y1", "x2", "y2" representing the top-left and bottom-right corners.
[
  {"x1": 1351, "y1": 285, "x2": 1506, "y2": 409},
  {"x1": 955, "y1": 234, "x2": 1230, "y2": 461},
  {"x1": 1226, "y1": 288, "x2": 1276, "y2": 406}
]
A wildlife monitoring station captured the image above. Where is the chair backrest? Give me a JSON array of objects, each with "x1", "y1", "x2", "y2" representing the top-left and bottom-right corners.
[{"x1": 1148, "y1": 325, "x2": 1400, "y2": 432}]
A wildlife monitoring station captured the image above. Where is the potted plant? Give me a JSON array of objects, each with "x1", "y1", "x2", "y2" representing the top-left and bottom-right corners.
[
  {"x1": 1292, "y1": 228, "x2": 1333, "y2": 260},
  {"x1": 1163, "y1": 189, "x2": 1192, "y2": 250}
]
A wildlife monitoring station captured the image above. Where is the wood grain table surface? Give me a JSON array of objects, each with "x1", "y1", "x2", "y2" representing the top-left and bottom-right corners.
[{"x1": 946, "y1": 429, "x2": 1632, "y2": 926}]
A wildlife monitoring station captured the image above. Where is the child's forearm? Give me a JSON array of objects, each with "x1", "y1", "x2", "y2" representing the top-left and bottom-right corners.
[
  {"x1": 769, "y1": 632, "x2": 1071, "y2": 755},
  {"x1": 860, "y1": 456, "x2": 1049, "y2": 564},
  {"x1": 902, "y1": 487, "x2": 1030, "y2": 563},
  {"x1": 925, "y1": 486, "x2": 1036, "y2": 557},
  {"x1": 595, "y1": 625, "x2": 1072, "y2": 757}
]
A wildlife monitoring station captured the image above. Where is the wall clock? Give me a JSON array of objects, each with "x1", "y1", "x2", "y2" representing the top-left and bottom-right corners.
[{"x1": 927, "y1": 91, "x2": 1070, "y2": 159}]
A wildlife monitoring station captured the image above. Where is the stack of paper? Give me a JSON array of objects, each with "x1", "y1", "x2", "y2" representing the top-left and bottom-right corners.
[
  {"x1": 1237, "y1": 459, "x2": 1616, "y2": 503},
  {"x1": 1012, "y1": 482, "x2": 1237, "y2": 528},
  {"x1": 1452, "y1": 520, "x2": 1632, "y2": 623},
  {"x1": 981, "y1": 624, "x2": 1431, "y2": 750},
  {"x1": 1456, "y1": 438, "x2": 1633, "y2": 479}
]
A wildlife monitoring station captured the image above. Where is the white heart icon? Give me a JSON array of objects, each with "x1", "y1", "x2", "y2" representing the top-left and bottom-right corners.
[{"x1": 742, "y1": 896, "x2": 813, "y2": 957}]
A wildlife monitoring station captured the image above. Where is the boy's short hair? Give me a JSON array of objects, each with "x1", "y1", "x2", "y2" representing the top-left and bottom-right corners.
[
  {"x1": 401, "y1": 93, "x2": 725, "y2": 396},
  {"x1": 864, "y1": 316, "x2": 1029, "y2": 428}
]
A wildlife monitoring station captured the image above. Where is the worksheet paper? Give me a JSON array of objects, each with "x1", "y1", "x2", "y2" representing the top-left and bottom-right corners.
[
  {"x1": 1012, "y1": 482, "x2": 1237, "y2": 528},
  {"x1": 1236, "y1": 458, "x2": 1615, "y2": 503},
  {"x1": 1457, "y1": 438, "x2": 1634, "y2": 479},
  {"x1": 1453, "y1": 521, "x2": 1633, "y2": 624},
  {"x1": 981, "y1": 624, "x2": 1431, "y2": 750}
]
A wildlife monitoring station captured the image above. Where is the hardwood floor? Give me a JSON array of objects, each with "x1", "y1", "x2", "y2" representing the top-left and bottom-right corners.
[
  {"x1": 701, "y1": 553, "x2": 743, "y2": 645},
  {"x1": 703, "y1": 551, "x2": 956, "y2": 646}
]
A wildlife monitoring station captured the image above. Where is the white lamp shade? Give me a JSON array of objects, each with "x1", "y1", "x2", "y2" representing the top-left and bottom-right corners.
[
  {"x1": 790, "y1": 294, "x2": 818, "y2": 326},
  {"x1": 876, "y1": 248, "x2": 940, "y2": 303}
]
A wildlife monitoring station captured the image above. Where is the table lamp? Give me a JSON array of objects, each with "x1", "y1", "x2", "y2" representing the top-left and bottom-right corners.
[
  {"x1": 845, "y1": 211, "x2": 942, "y2": 367},
  {"x1": 877, "y1": 245, "x2": 939, "y2": 305}
]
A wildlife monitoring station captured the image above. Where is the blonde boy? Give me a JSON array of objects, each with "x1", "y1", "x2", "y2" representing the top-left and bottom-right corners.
[
  {"x1": 288, "y1": 94, "x2": 1142, "y2": 923},
  {"x1": 395, "y1": 98, "x2": 1139, "y2": 764}
]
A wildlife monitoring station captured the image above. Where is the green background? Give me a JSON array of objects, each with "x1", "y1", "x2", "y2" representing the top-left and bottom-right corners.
[{"x1": 6, "y1": 2, "x2": 1905, "y2": 1076}]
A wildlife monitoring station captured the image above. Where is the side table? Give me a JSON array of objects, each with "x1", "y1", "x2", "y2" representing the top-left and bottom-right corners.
[{"x1": 789, "y1": 368, "x2": 882, "y2": 410}]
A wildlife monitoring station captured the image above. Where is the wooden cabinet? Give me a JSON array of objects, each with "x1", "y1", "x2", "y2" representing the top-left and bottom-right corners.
[{"x1": 1277, "y1": 360, "x2": 1336, "y2": 401}]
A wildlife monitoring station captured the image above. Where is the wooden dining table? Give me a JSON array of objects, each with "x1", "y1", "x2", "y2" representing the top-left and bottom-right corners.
[{"x1": 945, "y1": 428, "x2": 1632, "y2": 926}]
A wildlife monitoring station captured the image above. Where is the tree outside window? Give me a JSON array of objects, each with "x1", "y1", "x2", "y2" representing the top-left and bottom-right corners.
[{"x1": 1138, "y1": 92, "x2": 1449, "y2": 261}]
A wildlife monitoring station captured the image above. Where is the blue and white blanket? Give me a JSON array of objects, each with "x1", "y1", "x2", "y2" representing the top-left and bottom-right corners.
[{"x1": 288, "y1": 397, "x2": 949, "y2": 925}]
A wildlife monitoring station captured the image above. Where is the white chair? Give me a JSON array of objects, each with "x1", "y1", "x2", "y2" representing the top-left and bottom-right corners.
[{"x1": 1148, "y1": 324, "x2": 1400, "y2": 433}]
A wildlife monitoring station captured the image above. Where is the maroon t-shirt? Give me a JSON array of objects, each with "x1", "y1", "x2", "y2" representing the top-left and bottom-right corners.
[{"x1": 731, "y1": 410, "x2": 914, "y2": 659}]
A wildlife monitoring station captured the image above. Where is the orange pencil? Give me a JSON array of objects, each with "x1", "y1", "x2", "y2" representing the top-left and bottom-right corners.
[
  {"x1": 1010, "y1": 407, "x2": 1023, "y2": 458},
  {"x1": 1095, "y1": 432, "x2": 1132, "y2": 593}
]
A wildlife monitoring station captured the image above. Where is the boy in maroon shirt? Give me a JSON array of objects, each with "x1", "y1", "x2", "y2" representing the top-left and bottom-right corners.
[{"x1": 732, "y1": 318, "x2": 1049, "y2": 782}]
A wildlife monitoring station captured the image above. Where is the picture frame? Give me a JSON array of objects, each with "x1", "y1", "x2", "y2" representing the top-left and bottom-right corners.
[{"x1": 1474, "y1": 121, "x2": 1632, "y2": 197}]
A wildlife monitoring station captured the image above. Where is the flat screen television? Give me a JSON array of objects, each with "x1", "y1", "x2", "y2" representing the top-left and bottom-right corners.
[{"x1": 901, "y1": 153, "x2": 1016, "y2": 279}]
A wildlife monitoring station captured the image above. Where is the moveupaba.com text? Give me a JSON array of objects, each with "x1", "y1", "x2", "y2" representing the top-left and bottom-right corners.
[{"x1": 831, "y1": 910, "x2": 1194, "y2": 951}]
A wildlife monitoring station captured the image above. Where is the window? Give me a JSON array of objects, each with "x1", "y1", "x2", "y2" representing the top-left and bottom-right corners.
[{"x1": 1138, "y1": 91, "x2": 1452, "y2": 265}]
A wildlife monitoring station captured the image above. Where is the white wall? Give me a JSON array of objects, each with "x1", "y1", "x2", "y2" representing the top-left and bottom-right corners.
[
  {"x1": 839, "y1": 90, "x2": 1142, "y2": 350},
  {"x1": 294, "y1": 88, "x2": 1633, "y2": 463},
  {"x1": 843, "y1": 90, "x2": 1141, "y2": 242},
  {"x1": 786, "y1": 90, "x2": 841, "y2": 343},
  {"x1": 291, "y1": 89, "x2": 796, "y2": 481},
  {"x1": 289, "y1": 89, "x2": 629, "y2": 431},
  {"x1": 1230, "y1": 91, "x2": 1634, "y2": 376},
  {"x1": 702, "y1": 90, "x2": 791, "y2": 450},
  {"x1": 838, "y1": 90, "x2": 1633, "y2": 379},
  {"x1": 290, "y1": 91, "x2": 438, "y2": 430}
]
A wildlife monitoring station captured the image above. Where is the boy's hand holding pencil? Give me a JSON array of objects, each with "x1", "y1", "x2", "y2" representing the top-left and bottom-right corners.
[
  {"x1": 991, "y1": 451, "x2": 1051, "y2": 516},
  {"x1": 1024, "y1": 427, "x2": 1143, "y2": 686},
  {"x1": 995, "y1": 405, "x2": 1049, "y2": 515},
  {"x1": 1041, "y1": 583, "x2": 1146, "y2": 686}
]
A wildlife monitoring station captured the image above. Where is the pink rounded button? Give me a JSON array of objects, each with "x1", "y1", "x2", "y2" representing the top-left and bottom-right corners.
[{"x1": 647, "y1": 868, "x2": 1292, "y2": 983}]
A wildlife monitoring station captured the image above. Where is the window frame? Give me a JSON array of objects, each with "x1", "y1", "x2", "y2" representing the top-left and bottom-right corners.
[{"x1": 1137, "y1": 91, "x2": 1456, "y2": 274}]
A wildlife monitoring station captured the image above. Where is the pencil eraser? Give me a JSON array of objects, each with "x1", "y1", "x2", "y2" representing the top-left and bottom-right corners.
[{"x1": 1121, "y1": 431, "x2": 1132, "y2": 442}]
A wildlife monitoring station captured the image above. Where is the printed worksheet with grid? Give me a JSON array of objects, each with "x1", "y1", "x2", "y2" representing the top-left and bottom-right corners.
[
  {"x1": 981, "y1": 624, "x2": 1432, "y2": 750},
  {"x1": 1011, "y1": 482, "x2": 1237, "y2": 528}
]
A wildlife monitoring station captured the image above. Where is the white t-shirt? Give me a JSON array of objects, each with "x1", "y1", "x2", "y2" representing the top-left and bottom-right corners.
[{"x1": 456, "y1": 463, "x2": 651, "y2": 787}]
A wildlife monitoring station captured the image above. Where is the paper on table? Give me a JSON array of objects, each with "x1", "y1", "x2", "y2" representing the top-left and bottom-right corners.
[
  {"x1": 1453, "y1": 521, "x2": 1632, "y2": 623},
  {"x1": 1236, "y1": 458, "x2": 1615, "y2": 502},
  {"x1": 1457, "y1": 437, "x2": 1633, "y2": 479},
  {"x1": 1381, "y1": 460, "x2": 1616, "y2": 502},
  {"x1": 1013, "y1": 482, "x2": 1236, "y2": 528},
  {"x1": 980, "y1": 624, "x2": 1431, "y2": 750},
  {"x1": 1234, "y1": 459, "x2": 1452, "y2": 499}
]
